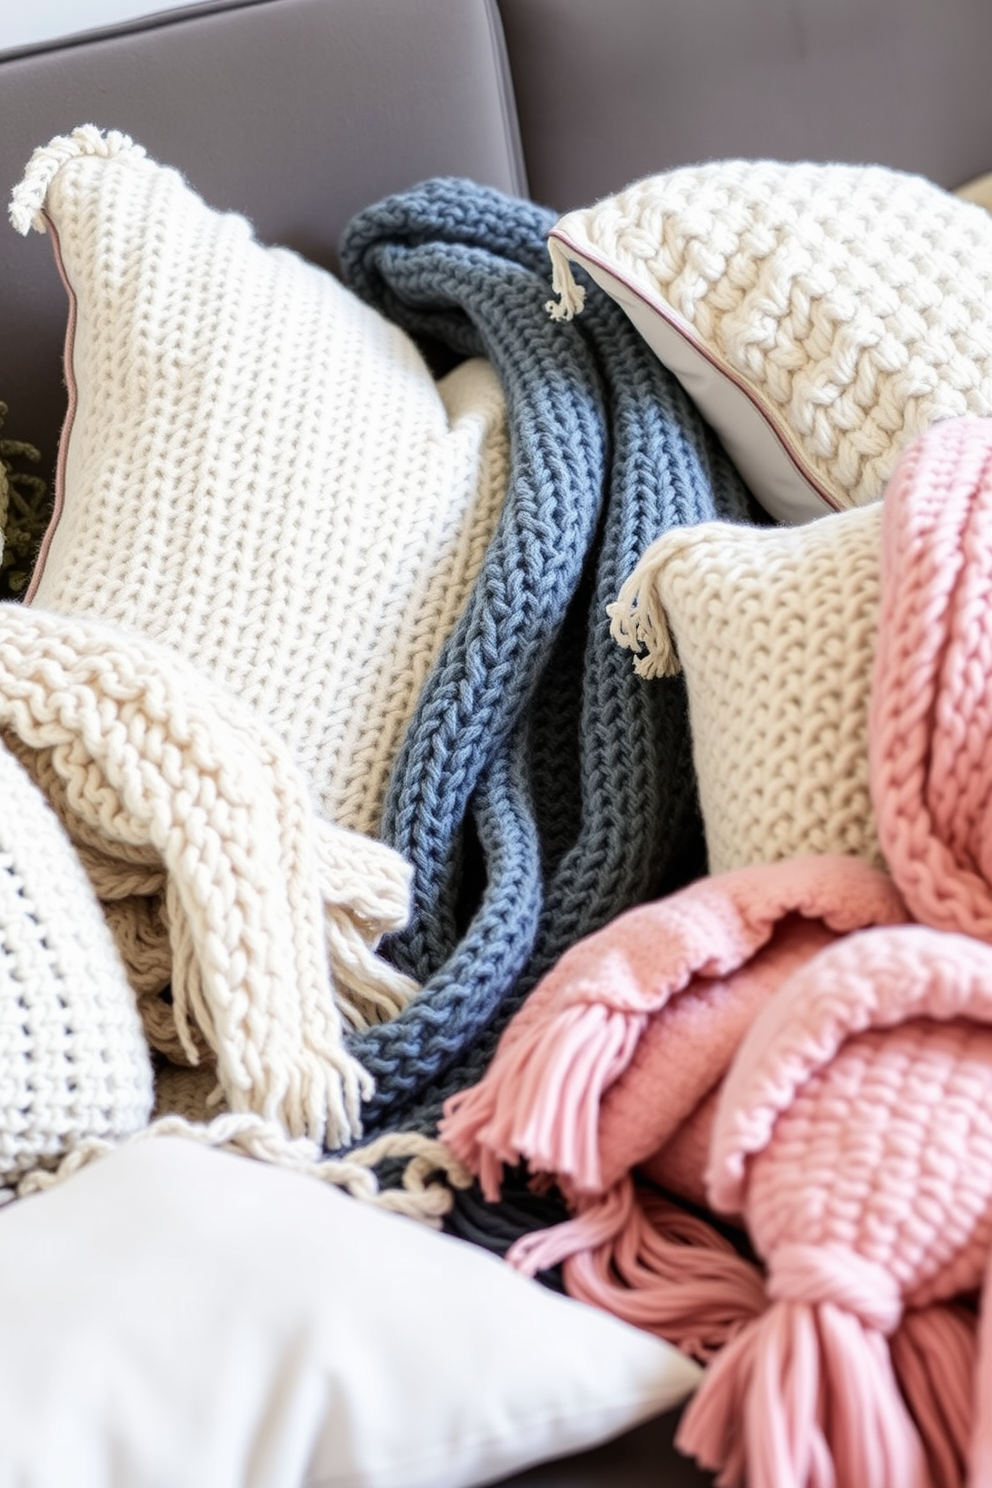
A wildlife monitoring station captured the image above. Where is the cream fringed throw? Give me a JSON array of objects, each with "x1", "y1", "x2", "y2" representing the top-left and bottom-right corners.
[
  {"x1": 10, "y1": 126, "x2": 509, "y2": 838},
  {"x1": 0, "y1": 602, "x2": 418, "y2": 1155}
]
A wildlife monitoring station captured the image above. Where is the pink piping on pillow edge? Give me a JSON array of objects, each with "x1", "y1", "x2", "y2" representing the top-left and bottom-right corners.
[
  {"x1": 547, "y1": 225, "x2": 841, "y2": 515},
  {"x1": 23, "y1": 210, "x2": 75, "y2": 605}
]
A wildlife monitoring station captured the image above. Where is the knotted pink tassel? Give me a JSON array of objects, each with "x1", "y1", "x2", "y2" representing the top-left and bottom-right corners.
[
  {"x1": 677, "y1": 1245, "x2": 930, "y2": 1488},
  {"x1": 562, "y1": 1185, "x2": 767, "y2": 1362},
  {"x1": 683, "y1": 923, "x2": 992, "y2": 1488},
  {"x1": 445, "y1": 1002, "x2": 648, "y2": 1197}
]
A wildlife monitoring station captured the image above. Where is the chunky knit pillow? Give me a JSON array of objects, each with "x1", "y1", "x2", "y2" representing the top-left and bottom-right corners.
[
  {"x1": 609, "y1": 502, "x2": 884, "y2": 874},
  {"x1": 0, "y1": 739, "x2": 153, "y2": 1186},
  {"x1": 9, "y1": 126, "x2": 509, "y2": 837},
  {"x1": 546, "y1": 161, "x2": 992, "y2": 523}
]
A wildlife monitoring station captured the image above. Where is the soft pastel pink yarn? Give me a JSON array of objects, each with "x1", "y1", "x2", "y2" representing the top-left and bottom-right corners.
[
  {"x1": 676, "y1": 922, "x2": 992, "y2": 1488},
  {"x1": 440, "y1": 855, "x2": 905, "y2": 1356},
  {"x1": 871, "y1": 416, "x2": 992, "y2": 941}
]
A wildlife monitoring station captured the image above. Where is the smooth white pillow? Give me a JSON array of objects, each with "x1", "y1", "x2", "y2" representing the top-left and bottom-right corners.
[
  {"x1": 0, "y1": 1139, "x2": 700, "y2": 1488},
  {"x1": 547, "y1": 160, "x2": 992, "y2": 523}
]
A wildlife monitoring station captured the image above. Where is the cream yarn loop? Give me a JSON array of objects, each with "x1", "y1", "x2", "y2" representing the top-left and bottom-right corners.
[
  {"x1": 767, "y1": 1242, "x2": 903, "y2": 1336},
  {"x1": 9, "y1": 124, "x2": 144, "y2": 235},
  {"x1": 17, "y1": 1115, "x2": 472, "y2": 1229}
]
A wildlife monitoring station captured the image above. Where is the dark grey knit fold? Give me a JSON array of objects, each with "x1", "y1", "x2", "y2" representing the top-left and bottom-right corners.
[{"x1": 337, "y1": 178, "x2": 760, "y2": 1140}]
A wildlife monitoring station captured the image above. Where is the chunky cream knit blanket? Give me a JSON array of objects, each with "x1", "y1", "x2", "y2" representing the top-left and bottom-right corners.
[{"x1": 0, "y1": 601, "x2": 418, "y2": 1155}]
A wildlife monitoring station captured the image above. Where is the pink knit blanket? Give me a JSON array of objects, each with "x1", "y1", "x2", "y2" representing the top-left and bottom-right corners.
[{"x1": 442, "y1": 417, "x2": 992, "y2": 1488}]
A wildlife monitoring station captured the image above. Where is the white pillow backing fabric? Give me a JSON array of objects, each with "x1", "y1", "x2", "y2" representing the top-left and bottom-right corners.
[
  {"x1": 546, "y1": 160, "x2": 992, "y2": 523},
  {"x1": 0, "y1": 1138, "x2": 702, "y2": 1488},
  {"x1": 609, "y1": 502, "x2": 885, "y2": 875},
  {"x1": 10, "y1": 125, "x2": 510, "y2": 838}
]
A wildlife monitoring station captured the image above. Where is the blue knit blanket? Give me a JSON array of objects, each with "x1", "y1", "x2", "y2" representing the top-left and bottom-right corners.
[{"x1": 338, "y1": 179, "x2": 758, "y2": 1142}]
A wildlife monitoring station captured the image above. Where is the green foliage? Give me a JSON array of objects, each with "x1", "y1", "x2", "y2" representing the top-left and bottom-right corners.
[{"x1": 0, "y1": 402, "x2": 50, "y2": 601}]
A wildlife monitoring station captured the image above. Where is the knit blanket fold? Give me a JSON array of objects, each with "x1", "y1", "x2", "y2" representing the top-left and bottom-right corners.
[
  {"x1": 870, "y1": 415, "x2": 992, "y2": 939},
  {"x1": 437, "y1": 415, "x2": 992, "y2": 1486},
  {"x1": 0, "y1": 603, "x2": 417, "y2": 1153},
  {"x1": 337, "y1": 177, "x2": 759, "y2": 1136},
  {"x1": 439, "y1": 854, "x2": 905, "y2": 1242}
]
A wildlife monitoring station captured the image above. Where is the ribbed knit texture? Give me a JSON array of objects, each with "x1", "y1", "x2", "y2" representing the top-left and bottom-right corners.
[
  {"x1": 0, "y1": 739, "x2": 153, "y2": 1184},
  {"x1": 546, "y1": 160, "x2": 992, "y2": 514},
  {"x1": 609, "y1": 501, "x2": 885, "y2": 873},
  {"x1": 337, "y1": 177, "x2": 758, "y2": 1136},
  {"x1": 0, "y1": 602, "x2": 418, "y2": 1154},
  {"x1": 11, "y1": 126, "x2": 510, "y2": 839},
  {"x1": 870, "y1": 416, "x2": 992, "y2": 940}
]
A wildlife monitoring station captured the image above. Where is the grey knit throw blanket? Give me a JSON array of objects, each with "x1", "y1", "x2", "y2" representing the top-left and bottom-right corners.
[{"x1": 339, "y1": 179, "x2": 759, "y2": 1143}]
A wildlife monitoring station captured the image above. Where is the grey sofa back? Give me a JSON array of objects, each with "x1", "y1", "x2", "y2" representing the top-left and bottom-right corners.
[
  {"x1": 3, "y1": 0, "x2": 992, "y2": 503},
  {"x1": 497, "y1": 0, "x2": 992, "y2": 212},
  {"x1": 0, "y1": 0, "x2": 525, "y2": 472}
]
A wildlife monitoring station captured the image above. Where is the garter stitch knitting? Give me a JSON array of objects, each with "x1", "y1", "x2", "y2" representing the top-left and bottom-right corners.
[
  {"x1": 338, "y1": 177, "x2": 759, "y2": 1136},
  {"x1": 0, "y1": 602, "x2": 416, "y2": 1153}
]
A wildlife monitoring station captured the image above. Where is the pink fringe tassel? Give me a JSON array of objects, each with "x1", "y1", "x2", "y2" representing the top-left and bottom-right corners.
[
  {"x1": 508, "y1": 1177, "x2": 766, "y2": 1362},
  {"x1": 677, "y1": 1301, "x2": 930, "y2": 1488},
  {"x1": 891, "y1": 1304, "x2": 977, "y2": 1488},
  {"x1": 441, "y1": 1002, "x2": 645, "y2": 1197}
]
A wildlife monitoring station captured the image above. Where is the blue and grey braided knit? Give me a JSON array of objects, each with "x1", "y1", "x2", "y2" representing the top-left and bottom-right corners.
[{"x1": 338, "y1": 178, "x2": 759, "y2": 1141}]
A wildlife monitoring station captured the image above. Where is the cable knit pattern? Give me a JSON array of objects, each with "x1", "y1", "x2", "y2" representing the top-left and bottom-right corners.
[
  {"x1": 338, "y1": 176, "x2": 757, "y2": 1136},
  {"x1": 11, "y1": 126, "x2": 509, "y2": 838},
  {"x1": 609, "y1": 502, "x2": 884, "y2": 873},
  {"x1": 0, "y1": 739, "x2": 153, "y2": 1183},
  {"x1": 0, "y1": 603, "x2": 418, "y2": 1153},
  {"x1": 546, "y1": 160, "x2": 992, "y2": 516},
  {"x1": 870, "y1": 416, "x2": 992, "y2": 940}
]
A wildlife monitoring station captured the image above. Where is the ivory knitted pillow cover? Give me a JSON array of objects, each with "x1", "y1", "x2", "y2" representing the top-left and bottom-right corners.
[
  {"x1": 546, "y1": 161, "x2": 992, "y2": 523},
  {"x1": 9, "y1": 126, "x2": 510, "y2": 838},
  {"x1": 608, "y1": 501, "x2": 885, "y2": 874},
  {"x1": 0, "y1": 737, "x2": 152, "y2": 1185}
]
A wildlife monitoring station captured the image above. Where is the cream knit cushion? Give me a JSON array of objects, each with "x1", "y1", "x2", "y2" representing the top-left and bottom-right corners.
[
  {"x1": 0, "y1": 737, "x2": 152, "y2": 1185},
  {"x1": 609, "y1": 502, "x2": 884, "y2": 874},
  {"x1": 10, "y1": 126, "x2": 510, "y2": 837},
  {"x1": 0, "y1": 602, "x2": 420, "y2": 1153},
  {"x1": 546, "y1": 161, "x2": 992, "y2": 523}
]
